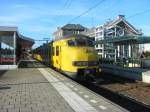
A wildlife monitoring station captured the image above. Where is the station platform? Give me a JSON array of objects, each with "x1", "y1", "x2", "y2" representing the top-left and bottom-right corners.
[
  {"x1": 100, "y1": 64, "x2": 150, "y2": 83},
  {"x1": 0, "y1": 60, "x2": 128, "y2": 112}
]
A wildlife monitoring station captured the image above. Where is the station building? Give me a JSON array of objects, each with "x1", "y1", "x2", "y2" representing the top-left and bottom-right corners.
[
  {"x1": 53, "y1": 24, "x2": 87, "y2": 40},
  {"x1": 95, "y1": 15, "x2": 143, "y2": 59},
  {"x1": 81, "y1": 27, "x2": 95, "y2": 39},
  {"x1": 82, "y1": 15, "x2": 144, "y2": 59},
  {"x1": 0, "y1": 26, "x2": 34, "y2": 69}
]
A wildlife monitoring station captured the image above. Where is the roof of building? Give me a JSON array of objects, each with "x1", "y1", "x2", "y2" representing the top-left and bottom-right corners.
[
  {"x1": 0, "y1": 26, "x2": 18, "y2": 32},
  {"x1": 61, "y1": 24, "x2": 87, "y2": 30},
  {"x1": 0, "y1": 26, "x2": 34, "y2": 47},
  {"x1": 95, "y1": 36, "x2": 150, "y2": 44},
  {"x1": 82, "y1": 27, "x2": 95, "y2": 34},
  {"x1": 104, "y1": 15, "x2": 142, "y2": 35},
  {"x1": 54, "y1": 34, "x2": 93, "y2": 41},
  {"x1": 18, "y1": 34, "x2": 34, "y2": 43},
  {"x1": 81, "y1": 27, "x2": 95, "y2": 38}
]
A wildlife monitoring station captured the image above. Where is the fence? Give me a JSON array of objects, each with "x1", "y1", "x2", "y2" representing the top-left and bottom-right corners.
[{"x1": 99, "y1": 58, "x2": 150, "y2": 69}]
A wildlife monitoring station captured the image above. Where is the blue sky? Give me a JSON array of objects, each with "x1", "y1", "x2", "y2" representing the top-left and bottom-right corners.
[{"x1": 0, "y1": 0, "x2": 150, "y2": 49}]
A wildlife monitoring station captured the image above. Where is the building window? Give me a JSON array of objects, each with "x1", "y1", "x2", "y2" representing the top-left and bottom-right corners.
[
  {"x1": 97, "y1": 49, "x2": 102, "y2": 53},
  {"x1": 99, "y1": 31, "x2": 103, "y2": 36},
  {"x1": 96, "y1": 33, "x2": 99, "y2": 37},
  {"x1": 96, "y1": 28, "x2": 99, "y2": 32},
  {"x1": 95, "y1": 45, "x2": 98, "y2": 48},
  {"x1": 99, "y1": 49, "x2": 103, "y2": 53},
  {"x1": 99, "y1": 55, "x2": 102, "y2": 58}
]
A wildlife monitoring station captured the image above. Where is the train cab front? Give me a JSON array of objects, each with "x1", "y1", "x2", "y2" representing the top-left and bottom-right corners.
[
  {"x1": 67, "y1": 38, "x2": 99, "y2": 80},
  {"x1": 73, "y1": 59, "x2": 99, "y2": 80}
]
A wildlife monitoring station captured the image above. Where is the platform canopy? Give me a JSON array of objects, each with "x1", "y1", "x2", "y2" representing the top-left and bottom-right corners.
[
  {"x1": 0, "y1": 26, "x2": 34, "y2": 47},
  {"x1": 94, "y1": 36, "x2": 150, "y2": 45},
  {"x1": 0, "y1": 26, "x2": 34, "y2": 65},
  {"x1": 17, "y1": 34, "x2": 34, "y2": 48}
]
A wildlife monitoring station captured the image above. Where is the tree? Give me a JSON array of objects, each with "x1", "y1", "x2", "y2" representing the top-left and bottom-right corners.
[{"x1": 144, "y1": 51, "x2": 150, "y2": 58}]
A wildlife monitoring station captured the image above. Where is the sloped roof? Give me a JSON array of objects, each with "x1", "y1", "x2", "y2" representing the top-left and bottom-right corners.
[
  {"x1": 54, "y1": 34, "x2": 93, "y2": 41},
  {"x1": 105, "y1": 16, "x2": 142, "y2": 35},
  {"x1": 62, "y1": 24, "x2": 87, "y2": 30},
  {"x1": 0, "y1": 26, "x2": 34, "y2": 47},
  {"x1": 18, "y1": 34, "x2": 34, "y2": 43},
  {"x1": 81, "y1": 27, "x2": 95, "y2": 38},
  {"x1": 84, "y1": 27, "x2": 95, "y2": 33}
]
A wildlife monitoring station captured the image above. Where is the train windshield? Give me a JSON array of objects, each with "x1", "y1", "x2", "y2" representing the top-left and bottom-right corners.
[{"x1": 68, "y1": 38, "x2": 94, "y2": 47}]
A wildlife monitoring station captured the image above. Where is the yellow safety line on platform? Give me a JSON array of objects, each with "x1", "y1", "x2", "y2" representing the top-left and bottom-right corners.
[{"x1": 38, "y1": 68, "x2": 98, "y2": 112}]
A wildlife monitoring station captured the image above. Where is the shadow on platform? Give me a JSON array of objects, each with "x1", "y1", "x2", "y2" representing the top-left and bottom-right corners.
[
  {"x1": 18, "y1": 60, "x2": 48, "y2": 68},
  {"x1": 0, "y1": 70, "x2": 11, "y2": 90},
  {"x1": 96, "y1": 72, "x2": 136, "y2": 85},
  {"x1": 0, "y1": 70, "x2": 7, "y2": 77}
]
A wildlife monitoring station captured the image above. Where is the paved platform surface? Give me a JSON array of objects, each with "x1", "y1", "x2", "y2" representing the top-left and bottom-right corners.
[{"x1": 0, "y1": 60, "x2": 128, "y2": 112}]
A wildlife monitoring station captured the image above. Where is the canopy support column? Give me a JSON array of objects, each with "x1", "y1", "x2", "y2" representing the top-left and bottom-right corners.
[
  {"x1": 128, "y1": 44, "x2": 131, "y2": 58},
  {"x1": 13, "y1": 32, "x2": 16, "y2": 65},
  {"x1": 117, "y1": 45, "x2": 120, "y2": 57}
]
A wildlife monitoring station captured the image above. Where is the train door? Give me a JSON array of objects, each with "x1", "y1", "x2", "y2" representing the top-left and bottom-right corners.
[
  {"x1": 52, "y1": 46, "x2": 55, "y2": 67},
  {"x1": 56, "y1": 45, "x2": 61, "y2": 69},
  {"x1": 59, "y1": 46, "x2": 62, "y2": 70}
]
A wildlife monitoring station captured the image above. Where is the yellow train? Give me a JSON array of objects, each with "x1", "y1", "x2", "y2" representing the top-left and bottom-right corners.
[{"x1": 33, "y1": 34, "x2": 99, "y2": 80}]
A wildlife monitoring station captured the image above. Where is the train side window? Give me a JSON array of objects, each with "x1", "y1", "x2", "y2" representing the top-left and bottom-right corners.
[
  {"x1": 68, "y1": 40, "x2": 76, "y2": 46},
  {"x1": 52, "y1": 47, "x2": 55, "y2": 56},
  {"x1": 56, "y1": 46, "x2": 59, "y2": 56}
]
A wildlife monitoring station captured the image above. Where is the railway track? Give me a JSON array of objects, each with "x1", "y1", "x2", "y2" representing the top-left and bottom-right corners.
[
  {"x1": 61, "y1": 71, "x2": 150, "y2": 112},
  {"x1": 51, "y1": 67, "x2": 150, "y2": 112},
  {"x1": 80, "y1": 81, "x2": 150, "y2": 112}
]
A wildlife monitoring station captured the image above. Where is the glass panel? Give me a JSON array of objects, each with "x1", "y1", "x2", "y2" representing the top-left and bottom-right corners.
[
  {"x1": 0, "y1": 35, "x2": 15, "y2": 65},
  {"x1": 68, "y1": 38, "x2": 94, "y2": 47}
]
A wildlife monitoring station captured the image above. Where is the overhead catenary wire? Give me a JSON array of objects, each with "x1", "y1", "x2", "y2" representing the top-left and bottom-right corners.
[
  {"x1": 65, "y1": 0, "x2": 74, "y2": 9},
  {"x1": 90, "y1": 0, "x2": 119, "y2": 27},
  {"x1": 55, "y1": 1, "x2": 150, "y2": 32},
  {"x1": 56, "y1": 0, "x2": 74, "y2": 20},
  {"x1": 59, "y1": 0, "x2": 73, "y2": 16},
  {"x1": 127, "y1": 8, "x2": 150, "y2": 19},
  {"x1": 63, "y1": 0, "x2": 71, "y2": 8},
  {"x1": 54, "y1": 0, "x2": 74, "y2": 28},
  {"x1": 55, "y1": 0, "x2": 72, "y2": 19},
  {"x1": 35, "y1": 2, "x2": 74, "y2": 44},
  {"x1": 67, "y1": 0, "x2": 106, "y2": 24}
]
